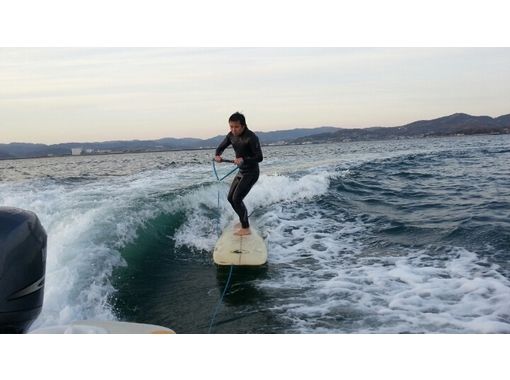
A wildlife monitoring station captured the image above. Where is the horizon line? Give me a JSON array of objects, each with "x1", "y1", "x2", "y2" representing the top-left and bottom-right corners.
[{"x1": 1, "y1": 111, "x2": 508, "y2": 146}]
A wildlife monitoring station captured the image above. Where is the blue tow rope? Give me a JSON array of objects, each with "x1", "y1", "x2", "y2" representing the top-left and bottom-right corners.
[
  {"x1": 208, "y1": 265, "x2": 234, "y2": 333},
  {"x1": 212, "y1": 159, "x2": 239, "y2": 182},
  {"x1": 208, "y1": 159, "x2": 238, "y2": 333}
]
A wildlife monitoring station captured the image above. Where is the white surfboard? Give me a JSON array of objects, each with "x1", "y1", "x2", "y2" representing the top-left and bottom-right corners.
[{"x1": 213, "y1": 222, "x2": 267, "y2": 266}]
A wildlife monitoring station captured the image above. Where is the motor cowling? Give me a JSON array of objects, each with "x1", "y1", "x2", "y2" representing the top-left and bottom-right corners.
[{"x1": 0, "y1": 207, "x2": 47, "y2": 333}]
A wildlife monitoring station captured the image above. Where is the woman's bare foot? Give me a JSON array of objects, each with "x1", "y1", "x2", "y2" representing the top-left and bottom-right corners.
[{"x1": 234, "y1": 228, "x2": 251, "y2": 236}]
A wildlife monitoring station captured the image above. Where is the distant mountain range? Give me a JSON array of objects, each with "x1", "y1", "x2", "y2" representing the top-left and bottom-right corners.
[
  {"x1": 0, "y1": 127, "x2": 338, "y2": 159},
  {"x1": 1, "y1": 113, "x2": 509, "y2": 160},
  {"x1": 293, "y1": 113, "x2": 510, "y2": 144}
]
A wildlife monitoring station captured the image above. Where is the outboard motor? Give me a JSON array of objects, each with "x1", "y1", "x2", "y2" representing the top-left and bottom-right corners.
[{"x1": 0, "y1": 207, "x2": 46, "y2": 333}]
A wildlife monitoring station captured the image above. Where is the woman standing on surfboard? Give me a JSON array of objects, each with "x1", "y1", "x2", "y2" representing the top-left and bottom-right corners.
[{"x1": 214, "y1": 112, "x2": 263, "y2": 236}]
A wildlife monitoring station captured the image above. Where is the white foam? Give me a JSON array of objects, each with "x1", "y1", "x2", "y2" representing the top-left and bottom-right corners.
[
  {"x1": 0, "y1": 161, "x2": 219, "y2": 328},
  {"x1": 0, "y1": 168, "x2": 194, "y2": 329},
  {"x1": 172, "y1": 170, "x2": 335, "y2": 252},
  {"x1": 259, "y1": 237, "x2": 510, "y2": 332}
]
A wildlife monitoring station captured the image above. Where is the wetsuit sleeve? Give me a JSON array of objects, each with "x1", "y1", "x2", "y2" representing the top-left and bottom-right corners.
[
  {"x1": 243, "y1": 134, "x2": 263, "y2": 165},
  {"x1": 215, "y1": 134, "x2": 231, "y2": 156}
]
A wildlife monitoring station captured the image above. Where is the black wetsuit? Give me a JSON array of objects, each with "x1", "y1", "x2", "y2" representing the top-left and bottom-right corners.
[{"x1": 215, "y1": 127, "x2": 263, "y2": 228}]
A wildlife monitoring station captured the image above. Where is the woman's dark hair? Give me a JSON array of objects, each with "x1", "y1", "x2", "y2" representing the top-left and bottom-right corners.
[{"x1": 229, "y1": 112, "x2": 247, "y2": 126}]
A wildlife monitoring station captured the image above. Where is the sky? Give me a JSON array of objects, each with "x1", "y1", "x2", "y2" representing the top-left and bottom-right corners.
[{"x1": 2, "y1": 47, "x2": 510, "y2": 144}]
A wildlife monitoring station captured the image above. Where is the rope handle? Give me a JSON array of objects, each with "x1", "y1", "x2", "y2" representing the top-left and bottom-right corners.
[{"x1": 212, "y1": 158, "x2": 239, "y2": 182}]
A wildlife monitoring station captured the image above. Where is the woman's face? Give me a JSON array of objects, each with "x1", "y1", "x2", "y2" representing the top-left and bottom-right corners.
[{"x1": 229, "y1": 121, "x2": 245, "y2": 136}]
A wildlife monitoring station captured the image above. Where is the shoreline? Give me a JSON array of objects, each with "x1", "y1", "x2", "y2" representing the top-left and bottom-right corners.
[{"x1": 1, "y1": 131, "x2": 509, "y2": 162}]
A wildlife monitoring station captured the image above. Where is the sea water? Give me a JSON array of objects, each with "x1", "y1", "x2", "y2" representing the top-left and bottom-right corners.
[{"x1": 1, "y1": 135, "x2": 509, "y2": 333}]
